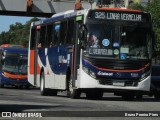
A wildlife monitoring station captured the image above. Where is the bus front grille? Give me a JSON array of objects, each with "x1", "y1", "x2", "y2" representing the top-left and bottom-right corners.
[
  {"x1": 83, "y1": 56, "x2": 150, "y2": 70},
  {"x1": 99, "y1": 79, "x2": 139, "y2": 87}
]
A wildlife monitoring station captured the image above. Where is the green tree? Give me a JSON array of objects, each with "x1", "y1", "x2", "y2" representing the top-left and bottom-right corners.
[
  {"x1": 128, "y1": 3, "x2": 145, "y2": 11},
  {"x1": 146, "y1": 0, "x2": 160, "y2": 51},
  {"x1": 128, "y1": 1, "x2": 160, "y2": 51},
  {"x1": 0, "y1": 17, "x2": 39, "y2": 47}
]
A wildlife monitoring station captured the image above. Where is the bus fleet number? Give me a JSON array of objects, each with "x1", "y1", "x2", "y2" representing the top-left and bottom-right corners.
[{"x1": 95, "y1": 12, "x2": 105, "y2": 19}]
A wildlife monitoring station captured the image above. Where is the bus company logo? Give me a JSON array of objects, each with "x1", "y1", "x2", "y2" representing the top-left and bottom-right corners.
[
  {"x1": 2, "y1": 112, "x2": 11, "y2": 117},
  {"x1": 116, "y1": 73, "x2": 122, "y2": 77},
  {"x1": 131, "y1": 73, "x2": 138, "y2": 77},
  {"x1": 102, "y1": 39, "x2": 110, "y2": 46},
  {"x1": 97, "y1": 71, "x2": 113, "y2": 76}
]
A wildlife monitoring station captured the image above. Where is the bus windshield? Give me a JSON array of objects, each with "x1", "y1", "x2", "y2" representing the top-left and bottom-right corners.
[
  {"x1": 85, "y1": 23, "x2": 152, "y2": 60},
  {"x1": 2, "y1": 54, "x2": 27, "y2": 75}
]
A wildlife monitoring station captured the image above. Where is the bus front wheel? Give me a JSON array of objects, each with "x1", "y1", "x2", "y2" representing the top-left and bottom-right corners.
[
  {"x1": 122, "y1": 94, "x2": 135, "y2": 101},
  {"x1": 40, "y1": 72, "x2": 48, "y2": 96},
  {"x1": 0, "y1": 83, "x2": 4, "y2": 88},
  {"x1": 86, "y1": 90, "x2": 103, "y2": 100}
]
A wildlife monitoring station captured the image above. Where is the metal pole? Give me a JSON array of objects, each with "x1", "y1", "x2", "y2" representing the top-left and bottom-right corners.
[{"x1": 125, "y1": 0, "x2": 129, "y2": 8}]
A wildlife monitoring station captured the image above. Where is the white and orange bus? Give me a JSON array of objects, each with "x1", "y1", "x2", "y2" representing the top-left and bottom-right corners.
[{"x1": 28, "y1": 7, "x2": 154, "y2": 100}]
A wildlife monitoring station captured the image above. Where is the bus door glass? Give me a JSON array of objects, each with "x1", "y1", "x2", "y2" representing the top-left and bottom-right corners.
[
  {"x1": 47, "y1": 22, "x2": 61, "y2": 76},
  {"x1": 0, "y1": 50, "x2": 3, "y2": 71},
  {"x1": 59, "y1": 20, "x2": 69, "y2": 74},
  {"x1": 29, "y1": 26, "x2": 40, "y2": 85},
  {"x1": 72, "y1": 16, "x2": 83, "y2": 84}
]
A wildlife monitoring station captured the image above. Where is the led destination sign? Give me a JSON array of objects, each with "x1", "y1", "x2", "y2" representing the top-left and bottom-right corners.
[{"x1": 93, "y1": 11, "x2": 142, "y2": 22}]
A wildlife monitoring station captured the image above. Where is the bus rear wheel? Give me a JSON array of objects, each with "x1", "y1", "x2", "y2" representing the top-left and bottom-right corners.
[
  {"x1": 40, "y1": 72, "x2": 48, "y2": 96},
  {"x1": 0, "y1": 83, "x2": 4, "y2": 88},
  {"x1": 122, "y1": 94, "x2": 135, "y2": 101}
]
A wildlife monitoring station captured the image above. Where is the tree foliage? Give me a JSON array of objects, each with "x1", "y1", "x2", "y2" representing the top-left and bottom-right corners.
[
  {"x1": 146, "y1": 0, "x2": 160, "y2": 51},
  {"x1": 129, "y1": 0, "x2": 160, "y2": 51},
  {"x1": 0, "y1": 17, "x2": 39, "y2": 47},
  {"x1": 128, "y1": 3, "x2": 145, "y2": 11}
]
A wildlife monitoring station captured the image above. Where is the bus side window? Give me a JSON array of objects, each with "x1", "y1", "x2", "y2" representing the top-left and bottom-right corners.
[
  {"x1": 60, "y1": 21, "x2": 67, "y2": 45},
  {"x1": 46, "y1": 24, "x2": 54, "y2": 47},
  {"x1": 66, "y1": 19, "x2": 74, "y2": 44},
  {"x1": 30, "y1": 28, "x2": 36, "y2": 49},
  {"x1": 54, "y1": 23, "x2": 60, "y2": 46},
  {"x1": 40, "y1": 26, "x2": 47, "y2": 48}
]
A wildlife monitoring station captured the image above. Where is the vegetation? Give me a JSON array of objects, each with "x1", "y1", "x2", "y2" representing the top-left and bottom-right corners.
[
  {"x1": 129, "y1": 0, "x2": 160, "y2": 51},
  {"x1": 0, "y1": 17, "x2": 39, "y2": 47}
]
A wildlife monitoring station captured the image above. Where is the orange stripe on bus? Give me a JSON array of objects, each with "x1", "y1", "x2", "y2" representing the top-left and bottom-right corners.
[
  {"x1": 30, "y1": 50, "x2": 35, "y2": 74},
  {"x1": 96, "y1": 8, "x2": 141, "y2": 12},
  {"x1": 29, "y1": 50, "x2": 41, "y2": 75},
  {"x1": 3, "y1": 72, "x2": 27, "y2": 79}
]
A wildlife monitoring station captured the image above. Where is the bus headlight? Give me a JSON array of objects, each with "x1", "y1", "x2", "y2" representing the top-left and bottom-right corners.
[
  {"x1": 82, "y1": 66, "x2": 96, "y2": 79},
  {"x1": 83, "y1": 66, "x2": 89, "y2": 73},
  {"x1": 141, "y1": 71, "x2": 150, "y2": 81},
  {"x1": 89, "y1": 70, "x2": 96, "y2": 79}
]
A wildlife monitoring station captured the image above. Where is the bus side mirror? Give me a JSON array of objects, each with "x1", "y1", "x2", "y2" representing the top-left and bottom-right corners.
[
  {"x1": 78, "y1": 24, "x2": 87, "y2": 50},
  {"x1": 78, "y1": 29, "x2": 86, "y2": 50},
  {"x1": 79, "y1": 30, "x2": 83, "y2": 41}
]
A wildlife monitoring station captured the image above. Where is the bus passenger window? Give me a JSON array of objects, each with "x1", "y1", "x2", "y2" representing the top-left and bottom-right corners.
[
  {"x1": 60, "y1": 21, "x2": 67, "y2": 45},
  {"x1": 46, "y1": 24, "x2": 54, "y2": 47},
  {"x1": 54, "y1": 24, "x2": 60, "y2": 46},
  {"x1": 67, "y1": 19, "x2": 74, "y2": 44},
  {"x1": 40, "y1": 26, "x2": 46, "y2": 48},
  {"x1": 30, "y1": 28, "x2": 36, "y2": 49}
]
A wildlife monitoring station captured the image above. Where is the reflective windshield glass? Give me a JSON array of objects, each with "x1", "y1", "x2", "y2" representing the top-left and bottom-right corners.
[
  {"x1": 3, "y1": 55, "x2": 18, "y2": 73},
  {"x1": 85, "y1": 24, "x2": 115, "y2": 57},
  {"x1": 2, "y1": 54, "x2": 27, "y2": 74},
  {"x1": 18, "y1": 56, "x2": 28, "y2": 74},
  {"x1": 84, "y1": 23, "x2": 152, "y2": 60},
  {"x1": 120, "y1": 26, "x2": 152, "y2": 60}
]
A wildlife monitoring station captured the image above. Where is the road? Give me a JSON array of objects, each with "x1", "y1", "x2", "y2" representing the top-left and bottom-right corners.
[{"x1": 0, "y1": 86, "x2": 160, "y2": 120}]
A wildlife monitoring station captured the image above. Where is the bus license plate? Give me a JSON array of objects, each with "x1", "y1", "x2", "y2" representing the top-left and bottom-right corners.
[{"x1": 113, "y1": 81, "x2": 125, "y2": 86}]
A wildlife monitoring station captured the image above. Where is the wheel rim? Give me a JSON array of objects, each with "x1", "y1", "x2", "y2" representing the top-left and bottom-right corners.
[
  {"x1": 69, "y1": 80, "x2": 73, "y2": 94},
  {"x1": 40, "y1": 75, "x2": 44, "y2": 92}
]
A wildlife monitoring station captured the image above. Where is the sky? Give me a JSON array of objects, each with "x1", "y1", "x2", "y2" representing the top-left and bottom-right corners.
[{"x1": 0, "y1": 16, "x2": 33, "y2": 33}]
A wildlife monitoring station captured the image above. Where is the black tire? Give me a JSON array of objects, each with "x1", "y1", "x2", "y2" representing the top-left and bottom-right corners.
[
  {"x1": 154, "y1": 92, "x2": 160, "y2": 99},
  {"x1": 40, "y1": 72, "x2": 48, "y2": 96},
  {"x1": 48, "y1": 89, "x2": 57, "y2": 96},
  {"x1": 24, "y1": 85, "x2": 30, "y2": 89},
  {"x1": 86, "y1": 90, "x2": 103, "y2": 100},
  {"x1": 136, "y1": 93, "x2": 143, "y2": 100},
  {"x1": 122, "y1": 94, "x2": 135, "y2": 101},
  {"x1": 68, "y1": 79, "x2": 81, "y2": 99},
  {"x1": 136, "y1": 95, "x2": 143, "y2": 100},
  {"x1": 0, "y1": 83, "x2": 4, "y2": 88}
]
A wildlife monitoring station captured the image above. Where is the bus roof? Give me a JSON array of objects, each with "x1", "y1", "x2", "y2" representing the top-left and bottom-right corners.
[
  {"x1": 0, "y1": 44, "x2": 24, "y2": 48},
  {"x1": 33, "y1": 9, "x2": 86, "y2": 26},
  {"x1": 32, "y1": 8, "x2": 148, "y2": 27},
  {"x1": 0, "y1": 47, "x2": 28, "y2": 54},
  {"x1": 96, "y1": 8, "x2": 141, "y2": 13}
]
